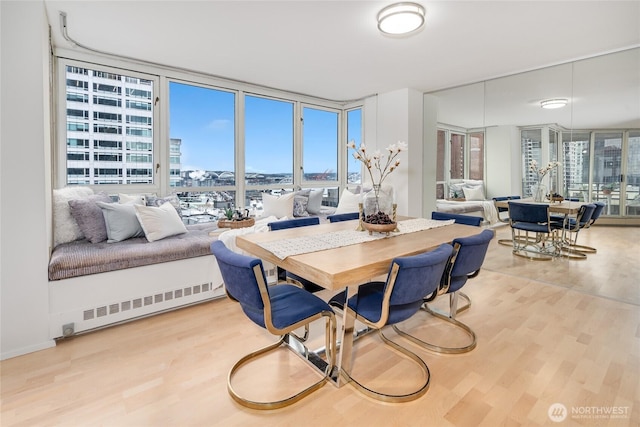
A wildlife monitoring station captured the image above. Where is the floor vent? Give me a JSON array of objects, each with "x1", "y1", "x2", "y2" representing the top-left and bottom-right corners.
[{"x1": 78, "y1": 282, "x2": 215, "y2": 325}]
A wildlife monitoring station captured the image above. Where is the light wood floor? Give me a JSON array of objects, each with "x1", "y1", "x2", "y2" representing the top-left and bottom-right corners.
[{"x1": 2, "y1": 225, "x2": 639, "y2": 426}]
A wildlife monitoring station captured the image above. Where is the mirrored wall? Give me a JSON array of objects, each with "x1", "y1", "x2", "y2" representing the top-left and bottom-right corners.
[{"x1": 430, "y1": 47, "x2": 640, "y2": 219}]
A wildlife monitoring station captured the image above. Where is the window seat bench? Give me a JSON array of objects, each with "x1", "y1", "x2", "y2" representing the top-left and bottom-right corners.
[{"x1": 48, "y1": 223, "x2": 226, "y2": 339}]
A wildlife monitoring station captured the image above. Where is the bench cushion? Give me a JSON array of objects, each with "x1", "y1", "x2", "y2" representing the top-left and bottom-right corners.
[{"x1": 49, "y1": 223, "x2": 218, "y2": 281}]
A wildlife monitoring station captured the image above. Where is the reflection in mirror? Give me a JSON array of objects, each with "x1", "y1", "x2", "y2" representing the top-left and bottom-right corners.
[{"x1": 430, "y1": 47, "x2": 640, "y2": 219}]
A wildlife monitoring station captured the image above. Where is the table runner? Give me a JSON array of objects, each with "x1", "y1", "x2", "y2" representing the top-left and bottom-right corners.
[{"x1": 259, "y1": 218, "x2": 455, "y2": 260}]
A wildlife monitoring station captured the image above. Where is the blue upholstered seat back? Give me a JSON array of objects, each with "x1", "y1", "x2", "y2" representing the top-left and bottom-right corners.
[
  {"x1": 590, "y1": 201, "x2": 606, "y2": 223},
  {"x1": 579, "y1": 204, "x2": 596, "y2": 226},
  {"x1": 327, "y1": 212, "x2": 360, "y2": 222},
  {"x1": 556, "y1": 203, "x2": 597, "y2": 232},
  {"x1": 447, "y1": 229, "x2": 494, "y2": 293},
  {"x1": 268, "y1": 217, "x2": 320, "y2": 231},
  {"x1": 346, "y1": 244, "x2": 453, "y2": 326},
  {"x1": 492, "y1": 196, "x2": 510, "y2": 213},
  {"x1": 508, "y1": 201, "x2": 549, "y2": 224},
  {"x1": 431, "y1": 211, "x2": 482, "y2": 227},
  {"x1": 210, "y1": 240, "x2": 266, "y2": 324},
  {"x1": 574, "y1": 204, "x2": 597, "y2": 228}
]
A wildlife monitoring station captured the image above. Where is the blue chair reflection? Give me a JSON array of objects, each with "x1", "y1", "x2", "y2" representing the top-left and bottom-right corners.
[
  {"x1": 431, "y1": 211, "x2": 482, "y2": 227},
  {"x1": 508, "y1": 201, "x2": 559, "y2": 260},
  {"x1": 552, "y1": 203, "x2": 597, "y2": 258}
]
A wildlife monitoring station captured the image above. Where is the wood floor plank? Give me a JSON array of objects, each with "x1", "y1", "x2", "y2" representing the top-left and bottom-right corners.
[{"x1": 1, "y1": 225, "x2": 638, "y2": 426}]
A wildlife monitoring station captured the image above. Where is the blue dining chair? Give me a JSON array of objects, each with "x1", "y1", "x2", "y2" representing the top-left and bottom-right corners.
[
  {"x1": 508, "y1": 201, "x2": 559, "y2": 260},
  {"x1": 431, "y1": 211, "x2": 483, "y2": 227},
  {"x1": 327, "y1": 212, "x2": 360, "y2": 222},
  {"x1": 394, "y1": 229, "x2": 494, "y2": 354},
  {"x1": 552, "y1": 203, "x2": 597, "y2": 258},
  {"x1": 267, "y1": 217, "x2": 324, "y2": 292},
  {"x1": 493, "y1": 196, "x2": 521, "y2": 246},
  {"x1": 328, "y1": 244, "x2": 453, "y2": 403},
  {"x1": 563, "y1": 201, "x2": 605, "y2": 254},
  {"x1": 210, "y1": 240, "x2": 336, "y2": 409}
]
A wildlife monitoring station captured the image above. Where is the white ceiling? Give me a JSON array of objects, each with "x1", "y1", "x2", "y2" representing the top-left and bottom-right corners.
[{"x1": 44, "y1": 1, "x2": 640, "y2": 127}]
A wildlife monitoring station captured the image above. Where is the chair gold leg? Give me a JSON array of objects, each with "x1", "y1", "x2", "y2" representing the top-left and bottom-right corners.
[
  {"x1": 393, "y1": 304, "x2": 477, "y2": 354},
  {"x1": 228, "y1": 318, "x2": 334, "y2": 410},
  {"x1": 563, "y1": 243, "x2": 597, "y2": 254},
  {"x1": 510, "y1": 229, "x2": 557, "y2": 261},
  {"x1": 340, "y1": 329, "x2": 430, "y2": 403},
  {"x1": 455, "y1": 291, "x2": 471, "y2": 315}
]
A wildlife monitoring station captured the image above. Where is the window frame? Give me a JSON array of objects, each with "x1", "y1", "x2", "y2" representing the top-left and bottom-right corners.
[
  {"x1": 56, "y1": 53, "x2": 349, "y2": 213},
  {"x1": 56, "y1": 58, "x2": 160, "y2": 193}
]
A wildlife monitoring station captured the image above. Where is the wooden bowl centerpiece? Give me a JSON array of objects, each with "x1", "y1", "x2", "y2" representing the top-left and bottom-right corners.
[
  {"x1": 361, "y1": 210, "x2": 397, "y2": 236},
  {"x1": 362, "y1": 221, "x2": 397, "y2": 235},
  {"x1": 547, "y1": 193, "x2": 564, "y2": 203}
]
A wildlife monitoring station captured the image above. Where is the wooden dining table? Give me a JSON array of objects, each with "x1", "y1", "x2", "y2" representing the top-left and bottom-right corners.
[
  {"x1": 236, "y1": 218, "x2": 484, "y2": 386},
  {"x1": 494, "y1": 198, "x2": 583, "y2": 215}
]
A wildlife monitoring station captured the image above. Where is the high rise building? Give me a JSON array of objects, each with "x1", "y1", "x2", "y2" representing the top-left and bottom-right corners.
[{"x1": 65, "y1": 65, "x2": 160, "y2": 185}]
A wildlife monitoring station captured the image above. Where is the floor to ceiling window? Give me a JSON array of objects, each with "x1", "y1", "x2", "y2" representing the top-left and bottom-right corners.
[
  {"x1": 626, "y1": 131, "x2": 640, "y2": 216},
  {"x1": 436, "y1": 127, "x2": 485, "y2": 199},
  {"x1": 58, "y1": 57, "x2": 355, "y2": 223},
  {"x1": 562, "y1": 131, "x2": 591, "y2": 201},
  {"x1": 553, "y1": 127, "x2": 639, "y2": 218}
]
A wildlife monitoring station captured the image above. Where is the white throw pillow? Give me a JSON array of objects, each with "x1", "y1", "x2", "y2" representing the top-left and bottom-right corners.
[
  {"x1": 134, "y1": 202, "x2": 188, "y2": 242},
  {"x1": 262, "y1": 192, "x2": 295, "y2": 219},
  {"x1": 96, "y1": 201, "x2": 145, "y2": 243},
  {"x1": 463, "y1": 186, "x2": 485, "y2": 201},
  {"x1": 334, "y1": 189, "x2": 361, "y2": 214},
  {"x1": 306, "y1": 188, "x2": 325, "y2": 215},
  {"x1": 53, "y1": 186, "x2": 94, "y2": 246}
]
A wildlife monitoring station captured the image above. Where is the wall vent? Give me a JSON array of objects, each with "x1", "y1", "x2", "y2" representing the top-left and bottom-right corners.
[{"x1": 75, "y1": 282, "x2": 216, "y2": 330}]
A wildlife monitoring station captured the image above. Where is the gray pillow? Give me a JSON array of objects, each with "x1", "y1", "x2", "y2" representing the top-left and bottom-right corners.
[
  {"x1": 68, "y1": 192, "x2": 113, "y2": 243},
  {"x1": 96, "y1": 201, "x2": 145, "y2": 243}
]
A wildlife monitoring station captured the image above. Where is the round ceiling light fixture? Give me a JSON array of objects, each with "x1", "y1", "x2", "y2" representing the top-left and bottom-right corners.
[
  {"x1": 377, "y1": 2, "x2": 426, "y2": 35},
  {"x1": 540, "y1": 98, "x2": 569, "y2": 109}
]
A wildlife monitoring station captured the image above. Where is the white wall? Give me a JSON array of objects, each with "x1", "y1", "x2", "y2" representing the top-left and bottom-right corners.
[
  {"x1": 1, "y1": 1, "x2": 55, "y2": 359},
  {"x1": 486, "y1": 125, "x2": 522, "y2": 199},
  {"x1": 422, "y1": 95, "x2": 438, "y2": 215},
  {"x1": 363, "y1": 88, "x2": 430, "y2": 218}
]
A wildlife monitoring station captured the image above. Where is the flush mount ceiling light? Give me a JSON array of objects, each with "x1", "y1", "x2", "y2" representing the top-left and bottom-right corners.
[
  {"x1": 377, "y1": 2, "x2": 426, "y2": 35},
  {"x1": 540, "y1": 98, "x2": 569, "y2": 109}
]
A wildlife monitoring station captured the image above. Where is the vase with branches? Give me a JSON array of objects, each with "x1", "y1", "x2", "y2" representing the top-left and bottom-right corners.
[
  {"x1": 348, "y1": 140, "x2": 407, "y2": 224},
  {"x1": 529, "y1": 160, "x2": 559, "y2": 202}
]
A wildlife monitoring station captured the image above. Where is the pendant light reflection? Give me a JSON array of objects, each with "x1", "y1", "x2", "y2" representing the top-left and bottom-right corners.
[{"x1": 540, "y1": 98, "x2": 569, "y2": 109}]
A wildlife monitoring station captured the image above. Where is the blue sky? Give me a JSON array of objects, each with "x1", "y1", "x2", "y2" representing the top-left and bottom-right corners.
[{"x1": 169, "y1": 82, "x2": 358, "y2": 175}]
